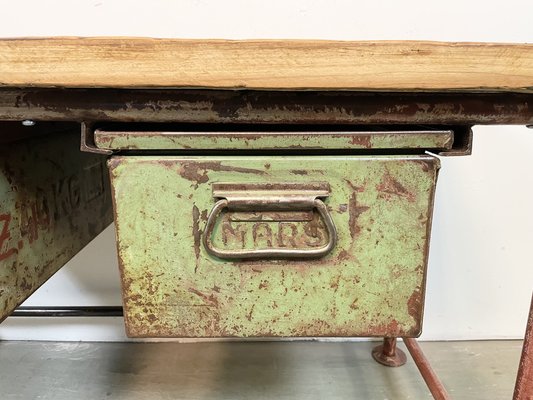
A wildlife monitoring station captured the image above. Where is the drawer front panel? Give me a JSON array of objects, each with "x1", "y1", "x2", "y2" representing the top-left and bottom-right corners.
[{"x1": 108, "y1": 155, "x2": 439, "y2": 338}]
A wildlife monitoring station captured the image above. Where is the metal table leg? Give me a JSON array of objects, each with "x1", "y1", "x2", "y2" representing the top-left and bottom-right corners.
[
  {"x1": 403, "y1": 338, "x2": 451, "y2": 400},
  {"x1": 372, "y1": 338, "x2": 407, "y2": 367},
  {"x1": 514, "y1": 294, "x2": 533, "y2": 400},
  {"x1": 372, "y1": 337, "x2": 451, "y2": 399}
]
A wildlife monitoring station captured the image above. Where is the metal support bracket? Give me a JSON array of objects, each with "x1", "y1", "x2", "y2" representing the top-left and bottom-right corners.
[{"x1": 81, "y1": 122, "x2": 112, "y2": 155}]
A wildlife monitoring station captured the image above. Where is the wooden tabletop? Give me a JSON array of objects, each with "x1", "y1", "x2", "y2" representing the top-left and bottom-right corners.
[{"x1": 0, "y1": 38, "x2": 532, "y2": 92}]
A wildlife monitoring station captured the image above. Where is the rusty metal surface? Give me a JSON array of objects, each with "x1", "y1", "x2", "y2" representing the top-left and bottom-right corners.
[
  {"x1": 372, "y1": 337, "x2": 408, "y2": 367},
  {"x1": 108, "y1": 155, "x2": 439, "y2": 338},
  {"x1": 0, "y1": 128, "x2": 113, "y2": 322},
  {"x1": 403, "y1": 338, "x2": 451, "y2": 400},
  {"x1": 0, "y1": 88, "x2": 531, "y2": 125},
  {"x1": 94, "y1": 129, "x2": 454, "y2": 151},
  {"x1": 514, "y1": 295, "x2": 533, "y2": 400}
]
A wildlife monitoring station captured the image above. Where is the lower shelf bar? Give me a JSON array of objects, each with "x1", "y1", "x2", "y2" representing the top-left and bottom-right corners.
[{"x1": 403, "y1": 338, "x2": 451, "y2": 400}]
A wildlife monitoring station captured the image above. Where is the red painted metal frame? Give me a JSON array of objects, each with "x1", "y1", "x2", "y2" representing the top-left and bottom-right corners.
[
  {"x1": 373, "y1": 337, "x2": 451, "y2": 399},
  {"x1": 403, "y1": 338, "x2": 451, "y2": 400},
  {"x1": 514, "y1": 295, "x2": 533, "y2": 400}
]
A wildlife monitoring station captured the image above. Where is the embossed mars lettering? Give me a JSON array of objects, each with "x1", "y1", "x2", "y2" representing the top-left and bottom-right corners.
[{"x1": 221, "y1": 220, "x2": 326, "y2": 249}]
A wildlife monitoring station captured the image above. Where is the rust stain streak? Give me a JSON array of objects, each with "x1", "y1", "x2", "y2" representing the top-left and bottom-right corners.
[
  {"x1": 192, "y1": 205, "x2": 201, "y2": 273},
  {"x1": 179, "y1": 161, "x2": 266, "y2": 185},
  {"x1": 188, "y1": 287, "x2": 219, "y2": 307},
  {"x1": 377, "y1": 172, "x2": 416, "y2": 202},
  {"x1": 348, "y1": 193, "x2": 369, "y2": 238},
  {"x1": 246, "y1": 304, "x2": 255, "y2": 321},
  {"x1": 407, "y1": 286, "x2": 422, "y2": 320},
  {"x1": 290, "y1": 170, "x2": 309, "y2": 175},
  {"x1": 350, "y1": 134, "x2": 371, "y2": 148}
]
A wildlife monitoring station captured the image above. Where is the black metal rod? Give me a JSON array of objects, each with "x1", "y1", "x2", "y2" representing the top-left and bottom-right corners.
[{"x1": 11, "y1": 306, "x2": 123, "y2": 317}]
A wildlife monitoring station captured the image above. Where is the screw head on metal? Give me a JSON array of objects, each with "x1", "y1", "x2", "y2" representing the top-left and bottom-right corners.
[{"x1": 22, "y1": 120, "x2": 36, "y2": 126}]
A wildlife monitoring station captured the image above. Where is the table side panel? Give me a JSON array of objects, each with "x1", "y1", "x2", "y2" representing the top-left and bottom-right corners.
[{"x1": 0, "y1": 131, "x2": 113, "y2": 321}]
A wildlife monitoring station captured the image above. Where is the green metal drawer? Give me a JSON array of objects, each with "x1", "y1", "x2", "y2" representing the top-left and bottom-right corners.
[{"x1": 107, "y1": 154, "x2": 440, "y2": 338}]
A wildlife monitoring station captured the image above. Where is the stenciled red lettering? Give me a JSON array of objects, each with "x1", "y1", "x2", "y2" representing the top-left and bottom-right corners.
[{"x1": 0, "y1": 213, "x2": 17, "y2": 261}]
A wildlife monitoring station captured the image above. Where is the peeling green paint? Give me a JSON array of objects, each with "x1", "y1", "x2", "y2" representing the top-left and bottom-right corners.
[{"x1": 109, "y1": 155, "x2": 439, "y2": 338}]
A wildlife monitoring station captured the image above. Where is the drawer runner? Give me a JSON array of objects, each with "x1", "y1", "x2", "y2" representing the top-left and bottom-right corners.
[{"x1": 94, "y1": 129, "x2": 454, "y2": 152}]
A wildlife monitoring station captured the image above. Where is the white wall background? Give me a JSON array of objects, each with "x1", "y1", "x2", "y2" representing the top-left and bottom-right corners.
[{"x1": 0, "y1": 0, "x2": 531, "y2": 341}]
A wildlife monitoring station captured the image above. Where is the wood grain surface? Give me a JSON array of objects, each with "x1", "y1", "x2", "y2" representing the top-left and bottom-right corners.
[{"x1": 0, "y1": 38, "x2": 532, "y2": 91}]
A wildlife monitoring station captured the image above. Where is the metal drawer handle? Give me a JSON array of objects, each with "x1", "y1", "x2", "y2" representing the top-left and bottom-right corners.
[{"x1": 202, "y1": 183, "x2": 337, "y2": 259}]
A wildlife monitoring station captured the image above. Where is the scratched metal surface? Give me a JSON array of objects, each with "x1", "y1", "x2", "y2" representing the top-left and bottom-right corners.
[
  {"x1": 0, "y1": 131, "x2": 113, "y2": 322},
  {"x1": 108, "y1": 155, "x2": 439, "y2": 338},
  {"x1": 94, "y1": 130, "x2": 454, "y2": 151},
  {"x1": 0, "y1": 89, "x2": 531, "y2": 125}
]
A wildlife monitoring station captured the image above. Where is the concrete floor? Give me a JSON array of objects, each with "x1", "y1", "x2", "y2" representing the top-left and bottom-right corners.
[{"x1": 0, "y1": 340, "x2": 522, "y2": 399}]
